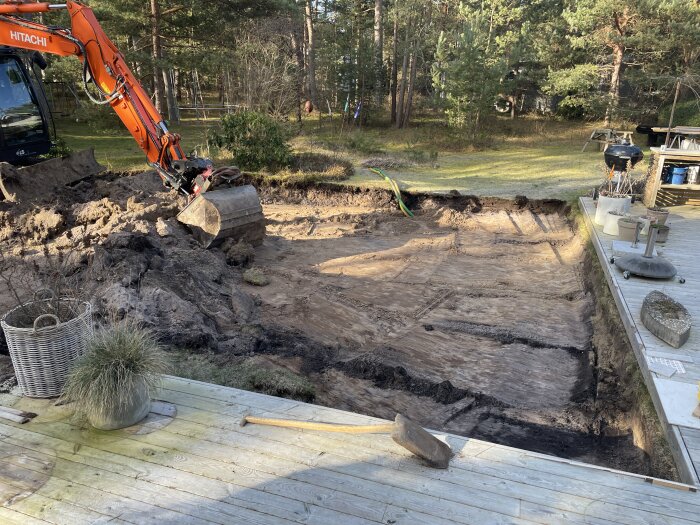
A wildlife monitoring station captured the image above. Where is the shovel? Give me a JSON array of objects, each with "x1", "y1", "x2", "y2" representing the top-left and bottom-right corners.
[{"x1": 241, "y1": 413, "x2": 453, "y2": 469}]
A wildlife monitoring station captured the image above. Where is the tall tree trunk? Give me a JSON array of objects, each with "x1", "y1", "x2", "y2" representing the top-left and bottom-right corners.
[
  {"x1": 163, "y1": 68, "x2": 179, "y2": 123},
  {"x1": 402, "y1": 46, "x2": 418, "y2": 127},
  {"x1": 396, "y1": 19, "x2": 411, "y2": 128},
  {"x1": 150, "y1": 0, "x2": 166, "y2": 116},
  {"x1": 390, "y1": 16, "x2": 398, "y2": 124},
  {"x1": 291, "y1": 26, "x2": 305, "y2": 122},
  {"x1": 604, "y1": 44, "x2": 624, "y2": 127},
  {"x1": 304, "y1": 0, "x2": 318, "y2": 106},
  {"x1": 373, "y1": 0, "x2": 383, "y2": 107}
]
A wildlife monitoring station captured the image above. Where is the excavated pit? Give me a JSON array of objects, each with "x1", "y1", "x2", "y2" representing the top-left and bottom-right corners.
[{"x1": 0, "y1": 173, "x2": 673, "y2": 477}]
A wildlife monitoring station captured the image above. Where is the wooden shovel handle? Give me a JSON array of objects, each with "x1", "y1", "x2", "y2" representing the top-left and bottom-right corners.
[{"x1": 243, "y1": 415, "x2": 394, "y2": 434}]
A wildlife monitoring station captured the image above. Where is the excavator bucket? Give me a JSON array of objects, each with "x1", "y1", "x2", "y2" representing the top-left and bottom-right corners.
[
  {"x1": 176, "y1": 184, "x2": 266, "y2": 248},
  {"x1": 0, "y1": 149, "x2": 105, "y2": 203}
]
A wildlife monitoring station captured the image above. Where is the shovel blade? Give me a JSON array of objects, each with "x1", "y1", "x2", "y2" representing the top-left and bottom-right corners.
[
  {"x1": 0, "y1": 148, "x2": 105, "y2": 202},
  {"x1": 177, "y1": 184, "x2": 265, "y2": 248},
  {"x1": 391, "y1": 414, "x2": 453, "y2": 469}
]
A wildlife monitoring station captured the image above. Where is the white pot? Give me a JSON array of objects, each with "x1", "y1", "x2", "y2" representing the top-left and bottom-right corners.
[
  {"x1": 603, "y1": 212, "x2": 623, "y2": 236},
  {"x1": 595, "y1": 196, "x2": 632, "y2": 226}
]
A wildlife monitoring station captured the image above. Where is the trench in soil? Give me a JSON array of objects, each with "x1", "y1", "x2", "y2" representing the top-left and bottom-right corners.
[
  {"x1": 248, "y1": 189, "x2": 653, "y2": 474},
  {"x1": 0, "y1": 176, "x2": 675, "y2": 478}
]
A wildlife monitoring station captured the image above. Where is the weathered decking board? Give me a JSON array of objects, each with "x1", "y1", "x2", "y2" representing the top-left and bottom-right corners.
[
  {"x1": 1, "y1": 375, "x2": 699, "y2": 524},
  {"x1": 580, "y1": 197, "x2": 700, "y2": 486}
]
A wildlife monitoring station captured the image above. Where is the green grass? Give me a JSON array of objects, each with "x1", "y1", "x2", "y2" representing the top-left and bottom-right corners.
[
  {"x1": 55, "y1": 118, "x2": 214, "y2": 172},
  {"x1": 172, "y1": 352, "x2": 315, "y2": 402},
  {"x1": 55, "y1": 113, "x2": 652, "y2": 200}
]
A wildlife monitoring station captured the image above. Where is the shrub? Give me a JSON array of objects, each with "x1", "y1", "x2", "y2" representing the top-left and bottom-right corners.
[
  {"x1": 41, "y1": 137, "x2": 72, "y2": 159},
  {"x1": 345, "y1": 132, "x2": 384, "y2": 154},
  {"x1": 208, "y1": 111, "x2": 292, "y2": 171},
  {"x1": 659, "y1": 100, "x2": 700, "y2": 127},
  {"x1": 62, "y1": 322, "x2": 170, "y2": 421}
]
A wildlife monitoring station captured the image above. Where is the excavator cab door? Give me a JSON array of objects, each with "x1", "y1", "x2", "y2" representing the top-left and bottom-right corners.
[{"x1": 0, "y1": 49, "x2": 52, "y2": 164}]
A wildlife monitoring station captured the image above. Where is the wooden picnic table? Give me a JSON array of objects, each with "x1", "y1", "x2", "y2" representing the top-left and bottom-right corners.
[{"x1": 582, "y1": 128, "x2": 635, "y2": 152}]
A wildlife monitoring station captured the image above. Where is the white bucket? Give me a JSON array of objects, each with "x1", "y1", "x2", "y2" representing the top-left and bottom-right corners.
[{"x1": 594, "y1": 196, "x2": 631, "y2": 226}]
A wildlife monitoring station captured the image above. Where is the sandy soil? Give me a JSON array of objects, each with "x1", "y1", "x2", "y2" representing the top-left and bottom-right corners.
[
  {"x1": 251, "y1": 193, "x2": 646, "y2": 471},
  {"x1": 0, "y1": 173, "x2": 648, "y2": 473}
]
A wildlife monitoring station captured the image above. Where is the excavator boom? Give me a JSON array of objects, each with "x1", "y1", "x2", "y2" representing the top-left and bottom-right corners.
[{"x1": 0, "y1": 0, "x2": 264, "y2": 247}]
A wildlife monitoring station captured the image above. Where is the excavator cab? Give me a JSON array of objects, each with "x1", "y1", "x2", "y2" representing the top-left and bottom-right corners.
[{"x1": 0, "y1": 48, "x2": 52, "y2": 164}]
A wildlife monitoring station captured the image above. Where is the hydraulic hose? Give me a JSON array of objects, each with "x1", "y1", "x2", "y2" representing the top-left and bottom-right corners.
[{"x1": 369, "y1": 167, "x2": 414, "y2": 218}]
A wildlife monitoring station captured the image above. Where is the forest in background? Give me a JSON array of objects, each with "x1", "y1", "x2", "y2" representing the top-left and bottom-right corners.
[{"x1": 43, "y1": 0, "x2": 700, "y2": 135}]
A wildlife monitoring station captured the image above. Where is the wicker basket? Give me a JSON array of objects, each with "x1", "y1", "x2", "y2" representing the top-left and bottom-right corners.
[{"x1": 1, "y1": 298, "x2": 93, "y2": 398}]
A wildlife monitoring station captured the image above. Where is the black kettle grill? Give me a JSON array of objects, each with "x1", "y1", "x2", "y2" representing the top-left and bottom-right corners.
[{"x1": 604, "y1": 143, "x2": 644, "y2": 171}]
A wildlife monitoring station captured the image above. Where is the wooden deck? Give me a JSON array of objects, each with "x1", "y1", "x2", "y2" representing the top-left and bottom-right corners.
[
  {"x1": 1, "y1": 375, "x2": 699, "y2": 524},
  {"x1": 580, "y1": 197, "x2": 700, "y2": 486}
]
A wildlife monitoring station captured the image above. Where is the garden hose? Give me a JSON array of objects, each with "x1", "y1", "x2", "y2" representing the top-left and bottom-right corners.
[{"x1": 369, "y1": 167, "x2": 414, "y2": 217}]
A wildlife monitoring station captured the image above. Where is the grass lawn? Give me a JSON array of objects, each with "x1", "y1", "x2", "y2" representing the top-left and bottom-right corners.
[
  {"x1": 55, "y1": 115, "x2": 651, "y2": 201},
  {"x1": 55, "y1": 118, "x2": 215, "y2": 172}
]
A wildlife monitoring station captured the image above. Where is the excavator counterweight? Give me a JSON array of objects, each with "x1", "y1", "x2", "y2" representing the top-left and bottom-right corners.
[{"x1": 0, "y1": 0, "x2": 265, "y2": 247}]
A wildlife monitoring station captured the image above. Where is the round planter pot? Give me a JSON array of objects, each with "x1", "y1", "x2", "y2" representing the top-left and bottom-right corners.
[
  {"x1": 603, "y1": 212, "x2": 624, "y2": 236},
  {"x1": 654, "y1": 225, "x2": 670, "y2": 244},
  {"x1": 595, "y1": 196, "x2": 632, "y2": 226},
  {"x1": 617, "y1": 218, "x2": 641, "y2": 242},
  {"x1": 646, "y1": 208, "x2": 669, "y2": 226},
  {"x1": 87, "y1": 379, "x2": 151, "y2": 430}
]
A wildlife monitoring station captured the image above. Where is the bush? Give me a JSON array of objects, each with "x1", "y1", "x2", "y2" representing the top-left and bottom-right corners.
[
  {"x1": 345, "y1": 132, "x2": 384, "y2": 154},
  {"x1": 208, "y1": 111, "x2": 292, "y2": 171},
  {"x1": 659, "y1": 99, "x2": 700, "y2": 127},
  {"x1": 41, "y1": 137, "x2": 72, "y2": 159}
]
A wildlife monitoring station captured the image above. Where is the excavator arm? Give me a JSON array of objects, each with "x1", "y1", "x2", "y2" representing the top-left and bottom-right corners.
[
  {"x1": 0, "y1": 0, "x2": 208, "y2": 195},
  {"x1": 0, "y1": 1, "x2": 265, "y2": 247}
]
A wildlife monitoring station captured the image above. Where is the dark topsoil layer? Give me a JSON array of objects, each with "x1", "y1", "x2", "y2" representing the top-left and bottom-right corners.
[{"x1": 0, "y1": 172, "x2": 674, "y2": 478}]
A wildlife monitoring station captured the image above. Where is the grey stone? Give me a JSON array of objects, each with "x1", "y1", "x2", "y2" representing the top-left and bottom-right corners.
[{"x1": 641, "y1": 291, "x2": 691, "y2": 348}]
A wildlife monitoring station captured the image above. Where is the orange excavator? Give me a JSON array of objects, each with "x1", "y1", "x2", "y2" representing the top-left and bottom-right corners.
[{"x1": 0, "y1": 0, "x2": 265, "y2": 247}]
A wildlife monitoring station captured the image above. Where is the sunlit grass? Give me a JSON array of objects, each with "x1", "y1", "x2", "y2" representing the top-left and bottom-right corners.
[{"x1": 55, "y1": 114, "x2": 651, "y2": 201}]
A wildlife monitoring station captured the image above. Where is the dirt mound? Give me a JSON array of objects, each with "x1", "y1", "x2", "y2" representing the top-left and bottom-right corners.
[{"x1": 0, "y1": 172, "x2": 258, "y2": 351}]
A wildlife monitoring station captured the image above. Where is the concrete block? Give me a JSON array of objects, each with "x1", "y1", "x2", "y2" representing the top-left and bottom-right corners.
[{"x1": 641, "y1": 291, "x2": 692, "y2": 348}]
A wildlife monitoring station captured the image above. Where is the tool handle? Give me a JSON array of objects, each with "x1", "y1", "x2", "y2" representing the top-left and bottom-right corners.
[{"x1": 243, "y1": 416, "x2": 394, "y2": 434}]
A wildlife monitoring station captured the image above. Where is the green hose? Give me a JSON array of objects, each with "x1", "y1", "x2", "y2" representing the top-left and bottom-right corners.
[{"x1": 369, "y1": 167, "x2": 414, "y2": 218}]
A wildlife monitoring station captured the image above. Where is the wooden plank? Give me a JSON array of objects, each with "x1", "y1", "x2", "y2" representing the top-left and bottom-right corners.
[
  {"x1": 163, "y1": 392, "x2": 700, "y2": 520},
  {"x1": 162, "y1": 374, "x2": 700, "y2": 498},
  {"x1": 0, "y1": 423, "x2": 386, "y2": 525},
  {"x1": 157, "y1": 386, "x2": 700, "y2": 509},
  {"x1": 0, "y1": 447, "x2": 325, "y2": 525},
  {"x1": 6, "y1": 419, "x2": 537, "y2": 525},
  {"x1": 0, "y1": 424, "x2": 375, "y2": 525},
  {"x1": 0, "y1": 423, "x2": 532, "y2": 524},
  {"x1": 0, "y1": 506, "x2": 52, "y2": 525},
  {"x1": 38, "y1": 408, "x2": 696, "y2": 525},
  {"x1": 3, "y1": 489, "x2": 129, "y2": 525}
]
